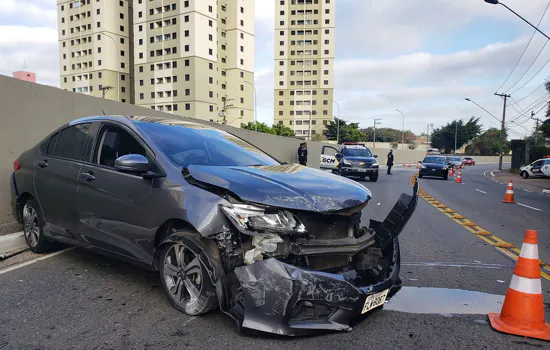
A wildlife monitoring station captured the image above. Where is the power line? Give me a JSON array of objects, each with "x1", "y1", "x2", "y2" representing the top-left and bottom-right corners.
[
  {"x1": 507, "y1": 93, "x2": 549, "y2": 124},
  {"x1": 495, "y1": 0, "x2": 550, "y2": 93},
  {"x1": 514, "y1": 81, "x2": 546, "y2": 104},
  {"x1": 509, "y1": 54, "x2": 550, "y2": 94}
]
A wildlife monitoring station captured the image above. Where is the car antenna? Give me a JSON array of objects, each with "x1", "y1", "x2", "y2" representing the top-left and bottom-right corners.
[{"x1": 101, "y1": 109, "x2": 106, "y2": 115}]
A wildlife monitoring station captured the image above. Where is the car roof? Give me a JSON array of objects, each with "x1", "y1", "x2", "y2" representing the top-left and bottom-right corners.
[
  {"x1": 70, "y1": 115, "x2": 216, "y2": 130},
  {"x1": 343, "y1": 145, "x2": 367, "y2": 149}
]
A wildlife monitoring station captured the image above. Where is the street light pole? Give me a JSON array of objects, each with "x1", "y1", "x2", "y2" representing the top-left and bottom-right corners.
[
  {"x1": 102, "y1": 33, "x2": 120, "y2": 102},
  {"x1": 454, "y1": 120, "x2": 458, "y2": 154},
  {"x1": 330, "y1": 100, "x2": 340, "y2": 144},
  {"x1": 484, "y1": 0, "x2": 550, "y2": 40},
  {"x1": 244, "y1": 81, "x2": 257, "y2": 132},
  {"x1": 396, "y1": 109, "x2": 405, "y2": 148},
  {"x1": 373, "y1": 119, "x2": 382, "y2": 148}
]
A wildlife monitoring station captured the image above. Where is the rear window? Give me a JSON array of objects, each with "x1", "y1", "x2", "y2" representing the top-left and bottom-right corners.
[{"x1": 52, "y1": 124, "x2": 91, "y2": 161}]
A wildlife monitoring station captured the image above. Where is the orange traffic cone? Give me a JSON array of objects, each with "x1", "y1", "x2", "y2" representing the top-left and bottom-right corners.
[
  {"x1": 402, "y1": 162, "x2": 405, "y2": 167},
  {"x1": 503, "y1": 180, "x2": 515, "y2": 204},
  {"x1": 455, "y1": 170, "x2": 462, "y2": 183},
  {"x1": 449, "y1": 167, "x2": 454, "y2": 177},
  {"x1": 488, "y1": 230, "x2": 550, "y2": 340},
  {"x1": 408, "y1": 163, "x2": 411, "y2": 168}
]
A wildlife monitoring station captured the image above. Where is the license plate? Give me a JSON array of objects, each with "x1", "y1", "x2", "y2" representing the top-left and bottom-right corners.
[
  {"x1": 356, "y1": 169, "x2": 367, "y2": 172},
  {"x1": 431, "y1": 169, "x2": 436, "y2": 171},
  {"x1": 361, "y1": 289, "x2": 389, "y2": 314}
]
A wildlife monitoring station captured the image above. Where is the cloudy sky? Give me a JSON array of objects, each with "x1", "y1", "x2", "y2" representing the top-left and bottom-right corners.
[{"x1": 2, "y1": 0, "x2": 550, "y2": 137}]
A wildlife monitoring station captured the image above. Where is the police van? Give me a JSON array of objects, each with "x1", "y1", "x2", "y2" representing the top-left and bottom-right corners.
[
  {"x1": 519, "y1": 156, "x2": 550, "y2": 179},
  {"x1": 320, "y1": 142, "x2": 379, "y2": 182}
]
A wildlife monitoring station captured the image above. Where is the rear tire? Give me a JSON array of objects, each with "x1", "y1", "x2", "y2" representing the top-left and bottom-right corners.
[
  {"x1": 443, "y1": 174, "x2": 448, "y2": 181},
  {"x1": 418, "y1": 174, "x2": 423, "y2": 178},
  {"x1": 369, "y1": 175, "x2": 378, "y2": 182},
  {"x1": 521, "y1": 171, "x2": 529, "y2": 179},
  {"x1": 22, "y1": 199, "x2": 53, "y2": 253},
  {"x1": 159, "y1": 235, "x2": 218, "y2": 316}
]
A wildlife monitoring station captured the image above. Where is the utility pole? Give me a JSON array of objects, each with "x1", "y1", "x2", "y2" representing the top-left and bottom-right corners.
[
  {"x1": 396, "y1": 109, "x2": 405, "y2": 148},
  {"x1": 373, "y1": 119, "x2": 382, "y2": 148},
  {"x1": 494, "y1": 93, "x2": 510, "y2": 171},
  {"x1": 219, "y1": 97, "x2": 235, "y2": 125},
  {"x1": 531, "y1": 111, "x2": 542, "y2": 146}
]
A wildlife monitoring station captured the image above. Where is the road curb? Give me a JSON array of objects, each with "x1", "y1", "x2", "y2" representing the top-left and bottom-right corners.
[{"x1": 0, "y1": 232, "x2": 26, "y2": 256}]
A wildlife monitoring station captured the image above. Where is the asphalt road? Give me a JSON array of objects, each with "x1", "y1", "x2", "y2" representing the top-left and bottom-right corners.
[
  {"x1": 0, "y1": 166, "x2": 549, "y2": 349},
  {"x1": 419, "y1": 163, "x2": 550, "y2": 263}
]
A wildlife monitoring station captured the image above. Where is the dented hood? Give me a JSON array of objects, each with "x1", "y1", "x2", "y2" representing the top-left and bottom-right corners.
[{"x1": 186, "y1": 164, "x2": 372, "y2": 212}]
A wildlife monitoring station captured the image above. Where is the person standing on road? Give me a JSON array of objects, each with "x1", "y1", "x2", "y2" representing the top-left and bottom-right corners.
[
  {"x1": 298, "y1": 143, "x2": 308, "y2": 166},
  {"x1": 387, "y1": 149, "x2": 394, "y2": 175}
]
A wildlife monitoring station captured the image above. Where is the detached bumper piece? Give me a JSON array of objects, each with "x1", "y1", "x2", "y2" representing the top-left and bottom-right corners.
[{"x1": 227, "y1": 179, "x2": 419, "y2": 336}]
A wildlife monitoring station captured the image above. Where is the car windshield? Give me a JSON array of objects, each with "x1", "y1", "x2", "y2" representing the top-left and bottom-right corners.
[
  {"x1": 465, "y1": 157, "x2": 472, "y2": 160},
  {"x1": 449, "y1": 157, "x2": 461, "y2": 161},
  {"x1": 136, "y1": 122, "x2": 280, "y2": 168},
  {"x1": 342, "y1": 147, "x2": 372, "y2": 157},
  {"x1": 424, "y1": 156, "x2": 446, "y2": 164}
]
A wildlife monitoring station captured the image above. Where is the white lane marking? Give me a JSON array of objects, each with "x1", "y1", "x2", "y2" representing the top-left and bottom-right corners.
[
  {"x1": 402, "y1": 262, "x2": 511, "y2": 269},
  {"x1": 517, "y1": 203, "x2": 542, "y2": 212},
  {"x1": 475, "y1": 189, "x2": 487, "y2": 194},
  {"x1": 490, "y1": 170, "x2": 497, "y2": 177},
  {"x1": 0, "y1": 247, "x2": 75, "y2": 275}
]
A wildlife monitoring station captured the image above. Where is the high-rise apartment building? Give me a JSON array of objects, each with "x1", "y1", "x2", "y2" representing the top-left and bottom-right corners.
[
  {"x1": 57, "y1": 0, "x2": 133, "y2": 103},
  {"x1": 57, "y1": 0, "x2": 254, "y2": 126},
  {"x1": 133, "y1": 0, "x2": 254, "y2": 126},
  {"x1": 274, "y1": 0, "x2": 335, "y2": 139}
]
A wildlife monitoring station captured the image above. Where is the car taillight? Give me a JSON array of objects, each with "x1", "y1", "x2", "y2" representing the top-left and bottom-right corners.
[{"x1": 13, "y1": 159, "x2": 21, "y2": 171}]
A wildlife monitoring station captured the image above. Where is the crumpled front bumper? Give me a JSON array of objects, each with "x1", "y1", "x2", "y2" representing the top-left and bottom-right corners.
[
  {"x1": 226, "y1": 179, "x2": 418, "y2": 336},
  {"x1": 234, "y1": 240, "x2": 401, "y2": 336}
]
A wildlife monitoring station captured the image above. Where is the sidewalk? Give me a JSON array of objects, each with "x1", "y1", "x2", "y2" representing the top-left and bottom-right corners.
[{"x1": 491, "y1": 169, "x2": 550, "y2": 194}]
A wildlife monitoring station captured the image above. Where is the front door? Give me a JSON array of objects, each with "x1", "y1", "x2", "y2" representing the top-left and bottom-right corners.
[
  {"x1": 320, "y1": 145, "x2": 340, "y2": 171},
  {"x1": 76, "y1": 122, "x2": 163, "y2": 262},
  {"x1": 33, "y1": 123, "x2": 92, "y2": 238},
  {"x1": 531, "y1": 160, "x2": 544, "y2": 176}
]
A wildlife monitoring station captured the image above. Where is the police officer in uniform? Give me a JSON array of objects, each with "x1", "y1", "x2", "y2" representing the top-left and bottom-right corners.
[{"x1": 387, "y1": 149, "x2": 394, "y2": 175}]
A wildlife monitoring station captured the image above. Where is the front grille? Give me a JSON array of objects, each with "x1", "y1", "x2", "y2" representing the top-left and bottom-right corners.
[
  {"x1": 351, "y1": 161, "x2": 372, "y2": 168},
  {"x1": 293, "y1": 211, "x2": 361, "y2": 240}
]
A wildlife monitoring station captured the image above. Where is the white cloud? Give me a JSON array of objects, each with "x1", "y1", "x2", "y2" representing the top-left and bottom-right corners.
[{"x1": 0, "y1": 0, "x2": 57, "y2": 28}]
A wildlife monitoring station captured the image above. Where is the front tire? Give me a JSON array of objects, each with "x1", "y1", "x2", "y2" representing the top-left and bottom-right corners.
[
  {"x1": 22, "y1": 199, "x2": 53, "y2": 253},
  {"x1": 443, "y1": 174, "x2": 448, "y2": 180},
  {"x1": 369, "y1": 174, "x2": 378, "y2": 182},
  {"x1": 521, "y1": 171, "x2": 529, "y2": 179},
  {"x1": 159, "y1": 237, "x2": 218, "y2": 316}
]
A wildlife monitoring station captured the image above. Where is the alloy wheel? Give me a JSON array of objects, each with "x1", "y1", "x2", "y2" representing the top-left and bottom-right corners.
[
  {"x1": 163, "y1": 244, "x2": 203, "y2": 307},
  {"x1": 23, "y1": 203, "x2": 40, "y2": 248}
]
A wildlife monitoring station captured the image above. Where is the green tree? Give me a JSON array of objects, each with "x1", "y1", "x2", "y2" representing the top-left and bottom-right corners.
[
  {"x1": 324, "y1": 118, "x2": 368, "y2": 143},
  {"x1": 361, "y1": 127, "x2": 416, "y2": 143},
  {"x1": 408, "y1": 142, "x2": 418, "y2": 150},
  {"x1": 311, "y1": 134, "x2": 324, "y2": 142},
  {"x1": 272, "y1": 123, "x2": 296, "y2": 137},
  {"x1": 541, "y1": 119, "x2": 550, "y2": 138},
  {"x1": 466, "y1": 128, "x2": 510, "y2": 156},
  {"x1": 430, "y1": 117, "x2": 482, "y2": 153},
  {"x1": 240, "y1": 122, "x2": 276, "y2": 134}
]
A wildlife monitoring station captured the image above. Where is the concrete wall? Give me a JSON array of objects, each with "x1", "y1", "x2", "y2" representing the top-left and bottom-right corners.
[{"x1": 0, "y1": 74, "x2": 510, "y2": 225}]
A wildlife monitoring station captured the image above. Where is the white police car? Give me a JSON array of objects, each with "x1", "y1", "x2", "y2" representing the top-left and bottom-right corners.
[{"x1": 519, "y1": 156, "x2": 550, "y2": 179}]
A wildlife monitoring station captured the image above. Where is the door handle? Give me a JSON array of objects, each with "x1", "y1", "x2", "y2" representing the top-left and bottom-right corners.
[
  {"x1": 37, "y1": 160, "x2": 48, "y2": 168},
  {"x1": 81, "y1": 172, "x2": 96, "y2": 181}
]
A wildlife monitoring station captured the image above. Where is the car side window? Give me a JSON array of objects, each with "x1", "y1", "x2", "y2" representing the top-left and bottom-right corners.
[
  {"x1": 52, "y1": 124, "x2": 91, "y2": 160},
  {"x1": 544, "y1": 159, "x2": 550, "y2": 165},
  {"x1": 533, "y1": 160, "x2": 543, "y2": 167},
  {"x1": 45, "y1": 132, "x2": 60, "y2": 155},
  {"x1": 95, "y1": 125, "x2": 147, "y2": 168}
]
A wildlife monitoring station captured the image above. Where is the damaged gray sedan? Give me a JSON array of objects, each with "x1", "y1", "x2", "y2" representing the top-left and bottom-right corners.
[{"x1": 11, "y1": 115, "x2": 418, "y2": 336}]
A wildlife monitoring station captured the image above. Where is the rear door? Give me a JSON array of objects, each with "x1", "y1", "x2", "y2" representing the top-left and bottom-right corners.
[
  {"x1": 320, "y1": 145, "x2": 340, "y2": 171},
  {"x1": 33, "y1": 123, "x2": 92, "y2": 238}
]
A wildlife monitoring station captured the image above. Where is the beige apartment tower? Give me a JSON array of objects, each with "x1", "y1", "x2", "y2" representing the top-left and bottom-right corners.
[
  {"x1": 57, "y1": 0, "x2": 133, "y2": 103},
  {"x1": 133, "y1": 0, "x2": 255, "y2": 126},
  {"x1": 274, "y1": 0, "x2": 335, "y2": 139}
]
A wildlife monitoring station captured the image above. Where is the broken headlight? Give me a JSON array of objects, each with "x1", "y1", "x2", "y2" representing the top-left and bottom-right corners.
[{"x1": 221, "y1": 204, "x2": 306, "y2": 234}]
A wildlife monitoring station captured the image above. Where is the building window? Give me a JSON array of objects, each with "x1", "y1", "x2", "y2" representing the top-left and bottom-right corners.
[
  {"x1": 209, "y1": 77, "x2": 213, "y2": 84},
  {"x1": 240, "y1": 20, "x2": 244, "y2": 26},
  {"x1": 185, "y1": 45, "x2": 189, "y2": 51},
  {"x1": 139, "y1": 66, "x2": 143, "y2": 73},
  {"x1": 209, "y1": 91, "x2": 213, "y2": 98},
  {"x1": 185, "y1": 74, "x2": 190, "y2": 81},
  {"x1": 208, "y1": 5, "x2": 213, "y2": 12},
  {"x1": 140, "y1": 93, "x2": 144, "y2": 99},
  {"x1": 185, "y1": 15, "x2": 189, "y2": 22},
  {"x1": 173, "y1": 104, "x2": 178, "y2": 111},
  {"x1": 209, "y1": 48, "x2": 213, "y2": 55},
  {"x1": 185, "y1": 30, "x2": 189, "y2": 37},
  {"x1": 184, "y1": 0, "x2": 189, "y2": 7},
  {"x1": 209, "y1": 20, "x2": 213, "y2": 27},
  {"x1": 209, "y1": 63, "x2": 213, "y2": 69},
  {"x1": 209, "y1": 105, "x2": 214, "y2": 112},
  {"x1": 139, "y1": 25, "x2": 143, "y2": 32},
  {"x1": 120, "y1": 50, "x2": 125, "y2": 56},
  {"x1": 98, "y1": 60, "x2": 101, "y2": 66},
  {"x1": 97, "y1": 21, "x2": 100, "y2": 28},
  {"x1": 185, "y1": 59, "x2": 190, "y2": 66},
  {"x1": 185, "y1": 103, "x2": 191, "y2": 110},
  {"x1": 138, "y1": 11, "x2": 142, "y2": 18},
  {"x1": 185, "y1": 89, "x2": 190, "y2": 95}
]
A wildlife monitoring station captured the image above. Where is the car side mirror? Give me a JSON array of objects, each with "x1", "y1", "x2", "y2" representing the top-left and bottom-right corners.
[
  {"x1": 115, "y1": 154, "x2": 150, "y2": 175},
  {"x1": 373, "y1": 154, "x2": 378, "y2": 158}
]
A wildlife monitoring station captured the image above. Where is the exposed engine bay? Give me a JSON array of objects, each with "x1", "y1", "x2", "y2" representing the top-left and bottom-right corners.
[{"x1": 210, "y1": 179, "x2": 419, "y2": 336}]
